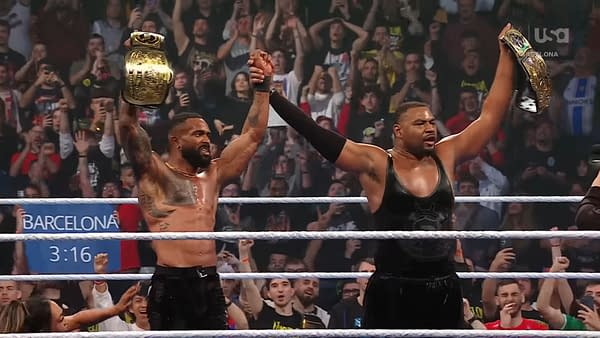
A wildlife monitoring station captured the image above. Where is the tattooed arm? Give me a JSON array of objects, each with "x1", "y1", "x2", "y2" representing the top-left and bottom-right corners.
[
  {"x1": 215, "y1": 91, "x2": 269, "y2": 185},
  {"x1": 118, "y1": 101, "x2": 160, "y2": 178}
]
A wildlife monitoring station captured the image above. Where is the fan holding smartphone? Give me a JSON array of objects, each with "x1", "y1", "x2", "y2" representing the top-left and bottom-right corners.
[{"x1": 577, "y1": 294, "x2": 600, "y2": 330}]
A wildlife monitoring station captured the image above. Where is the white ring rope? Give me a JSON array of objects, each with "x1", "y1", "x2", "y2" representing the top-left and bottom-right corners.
[
  {"x1": 2, "y1": 272, "x2": 600, "y2": 282},
  {"x1": 2, "y1": 330, "x2": 600, "y2": 337},
  {"x1": 0, "y1": 230, "x2": 598, "y2": 242},
  {"x1": 0, "y1": 195, "x2": 584, "y2": 205}
]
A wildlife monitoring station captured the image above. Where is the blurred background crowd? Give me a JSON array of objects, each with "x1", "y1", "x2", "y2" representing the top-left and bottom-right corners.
[{"x1": 0, "y1": 0, "x2": 600, "y2": 333}]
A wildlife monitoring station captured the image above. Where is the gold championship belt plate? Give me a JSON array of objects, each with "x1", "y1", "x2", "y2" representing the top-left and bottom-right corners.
[
  {"x1": 500, "y1": 28, "x2": 552, "y2": 114},
  {"x1": 123, "y1": 32, "x2": 174, "y2": 106}
]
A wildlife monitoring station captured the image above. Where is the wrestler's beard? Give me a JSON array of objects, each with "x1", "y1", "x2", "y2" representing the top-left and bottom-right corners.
[
  {"x1": 181, "y1": 145, "x2": 211, "y2": 169},
  {"x1": 408, "y1": 145, "x2": 434, "y2": 158}
]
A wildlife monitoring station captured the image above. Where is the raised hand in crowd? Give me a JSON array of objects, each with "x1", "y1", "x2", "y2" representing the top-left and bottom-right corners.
[
  {"x1": 94, "y1": 253, "x2": 109, "y2": 275},
  {"x1": 74, "y1": 130, "x2": 90, "y2": 156}
]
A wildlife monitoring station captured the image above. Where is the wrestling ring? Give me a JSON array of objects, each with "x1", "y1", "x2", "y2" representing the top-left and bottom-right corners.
[{"x1": 2, "y1": 195, "x2": 600, "y2": 338}]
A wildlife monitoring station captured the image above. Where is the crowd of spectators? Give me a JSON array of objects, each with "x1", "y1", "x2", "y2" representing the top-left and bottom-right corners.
[{"x1": 1, "y1": 0, "x2": 600, "y2": 333}]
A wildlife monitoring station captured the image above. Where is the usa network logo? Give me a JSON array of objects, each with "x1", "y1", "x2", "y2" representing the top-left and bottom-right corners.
[{"x1": 527, "y1": 26, "x2": 572, "y2": 59}]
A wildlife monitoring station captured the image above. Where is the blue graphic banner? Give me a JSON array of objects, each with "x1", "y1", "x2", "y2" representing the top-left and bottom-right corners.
[{"x1": 23, "y1": 204, "x2": 121, "y2": 273}]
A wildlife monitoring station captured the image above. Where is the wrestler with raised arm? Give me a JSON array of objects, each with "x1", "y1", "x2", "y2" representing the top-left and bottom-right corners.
[
  {"x1": 119, "y1": 50, "x2": 272, "y2": 330},
  {"x1": 248, "y1": 23, "x2": 515, "y2": 329}
]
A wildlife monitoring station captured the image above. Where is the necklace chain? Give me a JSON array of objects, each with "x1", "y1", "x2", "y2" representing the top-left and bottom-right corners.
[{"x1": 164, "y1": 162, "x2": 197, "y2": 178}]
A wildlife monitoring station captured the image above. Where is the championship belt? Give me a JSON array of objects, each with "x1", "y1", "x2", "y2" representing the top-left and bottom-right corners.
[
  {"x1": 500, "y1": 28, "x2": 552, "y2": 114},
  {"x1": 123, "y1": 32, "x2": 174, "y2": 107}
]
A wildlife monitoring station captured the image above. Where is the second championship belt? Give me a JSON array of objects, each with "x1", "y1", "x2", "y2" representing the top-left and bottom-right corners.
[{"x1": 500, "y1": 28, "x2": 552, "y2": 115}]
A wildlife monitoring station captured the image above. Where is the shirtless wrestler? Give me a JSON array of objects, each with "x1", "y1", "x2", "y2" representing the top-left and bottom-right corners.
[
  {"x1": 249, "y1": 23, "x2": 516, "y2": 329},
  {"x1": 118, "y1": 50, "x2": 272, "y2": 330}
]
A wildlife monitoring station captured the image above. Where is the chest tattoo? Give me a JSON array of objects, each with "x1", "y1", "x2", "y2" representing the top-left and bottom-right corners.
[
  {"x1": 138, "y1": 191, "x2": 175, "y2": 219},
  {"x1": 166, "y1": 180, "x2": 198, "y2": 205}
]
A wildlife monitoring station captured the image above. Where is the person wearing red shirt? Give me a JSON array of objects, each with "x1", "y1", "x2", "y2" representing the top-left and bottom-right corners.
[
  {"x1": 485, "y1": 279, "x2": 549, "y2": 330},
  {"x1": 9, "y1": 125, "x2": 60, "y2": 178},
  {"x1": 446, "y1": 87, "x2": 505, "y2": 169}
]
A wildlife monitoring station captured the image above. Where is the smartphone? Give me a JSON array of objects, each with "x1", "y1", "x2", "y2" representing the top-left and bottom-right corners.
[
  {"x1": 580, "y1": 295, "x2": 595, "y2": 310},
  {"x1": 499, "y1": 239, "x2": 513, "y2": 249}
]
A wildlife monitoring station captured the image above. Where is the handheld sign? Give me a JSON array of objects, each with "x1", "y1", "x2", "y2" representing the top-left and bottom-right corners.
[{"x1": 23, "y1": 204, "x2": 121, "y2": 273}]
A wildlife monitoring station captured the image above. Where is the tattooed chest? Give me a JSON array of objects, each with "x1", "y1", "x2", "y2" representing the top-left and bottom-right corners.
[{"x1": 138, "y1": 180, "x2": 199, "y2": 218}]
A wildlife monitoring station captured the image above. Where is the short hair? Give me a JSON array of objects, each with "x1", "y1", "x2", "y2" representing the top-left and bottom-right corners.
[
  {"x1": 459, "y1": 87, "x2": 479, "y2": 96},
  {"x1": 496, "y1": 279, "x2": 520, "y2": 295},
  {"x1": 25, "y1": 183, "x2": 41, "y2": 195},
  {"x1": 585, "y1": 281, "x2": 600, "y2": 289},
  {"x1": 120, "y1": 163, "x2": 133, "y2": 172},
  {"x1": 89, "y1": 33, "x2": 104, "y2": 43},
  {"x1": 284, "y1": 258, "x2": 308, "y2": 272},
  {"x1": 353, "y1": 257, "x2": 375, "y2": 272},
  {"x1": 393, "y1": 101, "x2": 429, "y2": 123},
  {"x1": 458, "y1": 174, "x2": 479, "y2": 189},
  {"x1": 0, "y1": 20, "x2": 10, "y2": 31},
  {"x1": 265, "y1": 278, "x2": 291, "y2": 290},
  {"x1": 168, "y1": 112, "x2": 204, "y2": 135},
  {"x1": 363, "y1": 57, "x2": 379, "y2": 67},
  {"x1": 361, "y1": 85, "x2": 382, "y2": 100},
  {"x1": 270, "y1": 175, "x2": 288, "y2": 185}
]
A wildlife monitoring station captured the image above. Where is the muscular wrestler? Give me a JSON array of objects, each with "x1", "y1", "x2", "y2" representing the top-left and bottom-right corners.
[
  {"x1": 249, "y1": 23, "x2": 515, "y2": 329},
  {"x1": 119, "y1": 51, "x2": 272, "y2": 330}
]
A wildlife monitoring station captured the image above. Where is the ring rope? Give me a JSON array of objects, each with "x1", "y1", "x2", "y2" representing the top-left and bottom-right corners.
[
  {"x1": 2, "y1": 329, "x2": 600, "y2": 337},
  {"x1": 0, "y1": 195, "x2": 584, "y2": 205},
  {"x1": 2, "y1": 272, "x2": 600, "y2": 282},
  {"x1": 0, "y1": 230, "x2": 597, "y2": 242}
]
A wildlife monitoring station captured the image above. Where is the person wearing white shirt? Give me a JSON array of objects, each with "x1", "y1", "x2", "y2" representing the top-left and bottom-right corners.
[
  {"x1": 307, "y1": 66, "x2": 344, "y2": 126},
  {"x1": 92, "y1": 253, "x2": 149, "y2": 331},
  {"x1": 467, "y1": 156, "x2": 509, "y2": 217}
]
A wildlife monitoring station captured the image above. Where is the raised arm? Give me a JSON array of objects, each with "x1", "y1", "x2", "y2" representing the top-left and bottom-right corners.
[
  {"x1": 215, "y1": 51, "x2": 270, "y2": 185},
  {"x1": 238, "y1": 240, "x2": 264, "y2": 319},
  {"x1": 74, "y1": 131, "x2": 96, "y2": 198},
  {"x1": 536, "y1": 257, "x2": 570, "y2": 330},
  {"x1": 309, "y1": 18, "x2": 335, "y2": 50},
  {"x1": 172, "y1": 0, "x2": 190, "y2": 55},
  {"x1": 118, "y1": 101, "x2": 159, "y2": 178},
  {"x1": 269, "y1": 90, "x2": 385, "y2": 175},
  {"x1": 63, "y1": 284, "x2": 139, "y2": 331},
  {"x1": 437, "y1": 23, "x2": 516, "y2": 163},
  {"x1": 342, "y1": 20, "x2": 369, "y2": 53}
]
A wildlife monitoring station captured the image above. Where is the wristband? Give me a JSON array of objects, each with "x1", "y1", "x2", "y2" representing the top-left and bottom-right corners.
[{"x1": 253, "y1": 75, "x2": 272, "y2": 92}]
